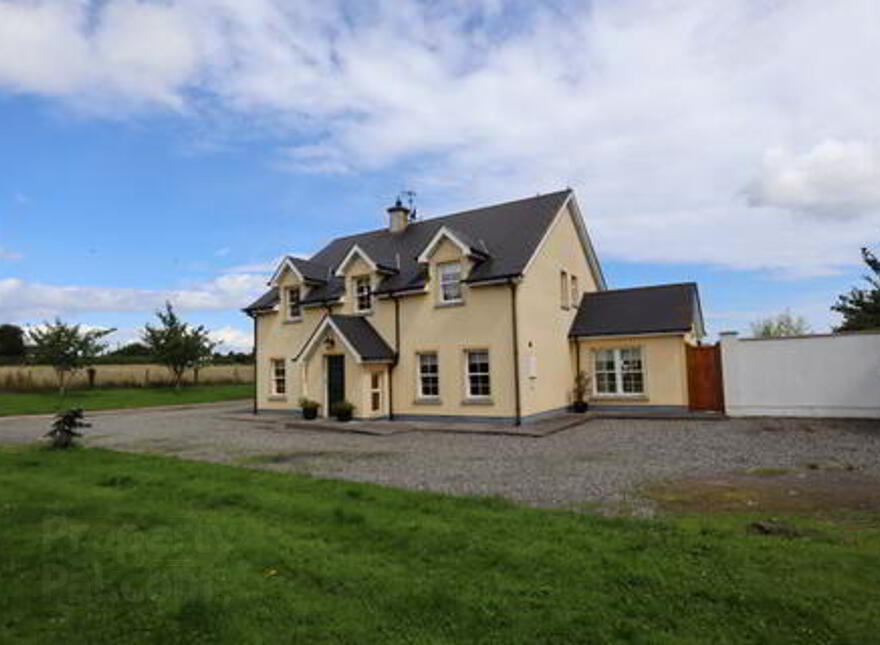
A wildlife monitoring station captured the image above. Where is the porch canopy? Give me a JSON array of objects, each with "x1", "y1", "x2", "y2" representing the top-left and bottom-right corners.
[{"x1": 294, "y1": 314, "x2": 395, "y2": 364}]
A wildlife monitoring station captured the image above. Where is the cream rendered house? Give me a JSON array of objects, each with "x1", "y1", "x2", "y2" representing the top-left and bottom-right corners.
[{"x1": 244, "y1": 190, "x2": 705, "y2": 424}]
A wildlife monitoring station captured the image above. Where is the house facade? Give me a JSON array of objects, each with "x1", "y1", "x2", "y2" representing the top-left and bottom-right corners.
[{"x1": 244, "y1": 190, "x2": 705, "y2": 423}]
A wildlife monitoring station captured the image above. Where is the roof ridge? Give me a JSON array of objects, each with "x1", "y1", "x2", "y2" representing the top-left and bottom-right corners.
[
  {"x1": 308, "y1": 189, "x2": 572, "y2": 250},
  {"x1": 587, "y1": 282, "x2": 696, "y2": 296}
]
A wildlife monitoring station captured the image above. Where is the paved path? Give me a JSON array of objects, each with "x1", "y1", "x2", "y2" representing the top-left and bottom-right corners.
[{"x1": 2, "y1": 403, "x2": 878, "y2": 510}]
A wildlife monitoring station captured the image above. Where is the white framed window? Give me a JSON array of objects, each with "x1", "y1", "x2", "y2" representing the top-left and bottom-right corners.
[
  {"x1": 286, "y1": 286, "x2": 301, "y2": 320},
  {"x1": 438, "y1": 262, "x2": 463, "y2": 303},
  {"x1": 594, "y1": 348, "x2": 644, "y2": 396},
  {"x1": 270, "y1": 358, "x2": 286, "y2": 395},
  {"x1": 560, "y1": 270, "x2": 569, "y2": 309},
  {"x1": 466, "y1": 350, "x2": 491, "y2": 398},
  {"x1": 418, "y1": 352, "x2": 439, "y2": 397},
  {"x1": 370, "y1": 372, "x2": 382, "y2": 412},
  {"x1": 570, "y1": 276, "x2": 579, "y2": 309},
  {"x1": 354, "y1": 275, "x2": 372, "y2": 312}
]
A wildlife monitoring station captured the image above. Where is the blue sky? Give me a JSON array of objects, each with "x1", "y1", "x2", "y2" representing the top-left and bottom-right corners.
[{"x1": 0, "y1": 1, "x2": 878, "y2": 350}]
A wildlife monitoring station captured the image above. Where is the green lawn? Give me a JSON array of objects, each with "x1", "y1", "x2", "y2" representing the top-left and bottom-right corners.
[
  {"x1": 1, "y1": 447, "x2": 879, "y2": 643},
  {"x1": 0, "y1": 384, "x2": 253, "y2": 416}
]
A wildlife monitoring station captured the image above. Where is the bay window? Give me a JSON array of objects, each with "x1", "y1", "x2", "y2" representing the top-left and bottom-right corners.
[{"x1": 594, "y1": 348, "x2": 644, "y2": 396}]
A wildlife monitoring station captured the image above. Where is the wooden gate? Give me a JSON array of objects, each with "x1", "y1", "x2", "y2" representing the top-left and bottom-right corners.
[{"x1": 686, "y1": 343, "x2": 724, "y2": 412}]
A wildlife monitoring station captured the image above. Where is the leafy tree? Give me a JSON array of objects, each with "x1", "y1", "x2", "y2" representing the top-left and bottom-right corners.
[
  {"x1": 832, "y1": 246, "x2": 880, "y2": 331},
  {"x1": 107, "y1": 342, "x2": 153, "y2": 358},
  {"x1": 750, "y1": 311, "x2": 811, "y2": 338},
  {"x1": 0, "y1": 324, "x2": 26, "y2": 359},
  {"x1": 28, "y1": 319, "x2": 115, "y2": 394},
  {"x1": 141, "y1": 303, "x2": 217, "y2": 390}
]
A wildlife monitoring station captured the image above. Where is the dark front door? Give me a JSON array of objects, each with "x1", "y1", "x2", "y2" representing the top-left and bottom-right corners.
[
  {"x1": 686, "y1": 343, "x2": 724, "y2": 412},
  {"x1": 326, "y1": 355, "x2": 345, "y2": 415}
]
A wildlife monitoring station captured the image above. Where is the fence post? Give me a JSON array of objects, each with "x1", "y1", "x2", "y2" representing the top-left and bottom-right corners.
[{"x1": 718, "y1": 331, "x2": 739, "y2": 416}]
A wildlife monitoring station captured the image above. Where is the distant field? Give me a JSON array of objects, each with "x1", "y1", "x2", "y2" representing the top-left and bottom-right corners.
[
  {"x1": 0, "y1": 384, "x2": 253, "y2": 416},
  {"x1": 0, "y1": 364, "x2": 254, "y2": 391}
]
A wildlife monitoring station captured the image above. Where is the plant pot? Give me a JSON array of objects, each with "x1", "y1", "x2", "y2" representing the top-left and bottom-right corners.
[
  {"x1": 302, "y1": 407, "x2": 318, "y2": 420},
  {"x1": 335, "y1": 409, "x2": 353, "y2": 422},
  {"x1": 572, "y1": 400, "x2": 589, "y2": 413}
]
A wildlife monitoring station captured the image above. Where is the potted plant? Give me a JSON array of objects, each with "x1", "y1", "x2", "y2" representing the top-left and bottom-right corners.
[
  {"x1": 332, "y1": 400, "x2": 355, "y2": 422},
  {"x1": 299, "y1": 397, "x2": 320, "y2": 420},
  {"x1": 572, "y1": 371, "x2": 591, "y2": 413}
]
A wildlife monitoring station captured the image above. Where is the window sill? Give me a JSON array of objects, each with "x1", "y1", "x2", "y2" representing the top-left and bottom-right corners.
[
  {"x1": 592, "y1": 394, "x2": 649, "y2": 402},
  {"x1": 462, "y1": 397, "x2": 494, "y2": 406},
  {"x1": 267, "y1": 395, "x2": 288, "y2": 402},
  {"x1": 353, "y1": 310, "x2": 373, "y2": 317},
  {"x1": 283, "y1": 318, "x2": 302, "y2": 325},
  {"x1": 435, "y1": 300, "x2": 464, "y2": 308},
  {"x1": 413, "y1": 397, "x2": 442, "y2": 406}
]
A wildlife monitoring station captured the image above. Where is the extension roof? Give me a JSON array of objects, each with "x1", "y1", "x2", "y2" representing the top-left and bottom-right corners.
[
  {"x1": 245, "y1": 189, "x2": 604, "y2": 312},
  {"x1": 293, "y1": 314, "x2": 395, "y2": 363},
  {"x1": 569, "y1": 283, "x2": 705, "y2": 338}
]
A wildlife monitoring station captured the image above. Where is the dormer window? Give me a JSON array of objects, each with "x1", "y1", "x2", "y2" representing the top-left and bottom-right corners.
[
  {"x1": 286, "y1": 286, "x2": 301, "y2": 320},
  {"x1": 354, "y1": 275, "x2": 372, "y2": 312},
  {"x1": 438, "y1": 262, "x2": 463, "y2": 303}
]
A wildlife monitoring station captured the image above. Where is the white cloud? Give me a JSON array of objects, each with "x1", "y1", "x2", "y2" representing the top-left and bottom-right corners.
[
  {"x1": 747, "y1": 139, "x2": 880, "y2": 218},
  {"x1": 0, "y1": 0, "x2": 197, "y2": 110},
  {"x1": 209, "y1": 325, "x2": 253, "y2": 351},
  {"x1": 0, "y1": 0, "x2": 878, "y2": 275},
  {"x1": 0, "y1": 271, "x2": 267, "y2": 320}
]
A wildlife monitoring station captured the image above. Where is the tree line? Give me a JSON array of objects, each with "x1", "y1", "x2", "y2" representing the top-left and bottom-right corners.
[{"x1": 0, "y1": 303, "x2": 253, "y2": 394}]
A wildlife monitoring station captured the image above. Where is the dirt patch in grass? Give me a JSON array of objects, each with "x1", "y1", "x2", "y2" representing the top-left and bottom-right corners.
[
  {"x1": 241, "y1": 450, "x2": 395, "y2": 465},
  {"x1": 644, "y1": 471, "x2": 880, "y2": 517}
]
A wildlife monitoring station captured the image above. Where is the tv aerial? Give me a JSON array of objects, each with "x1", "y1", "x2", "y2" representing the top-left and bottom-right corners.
[{"x1": 400, "y1": 190, "x2": 417, "y2": 219}]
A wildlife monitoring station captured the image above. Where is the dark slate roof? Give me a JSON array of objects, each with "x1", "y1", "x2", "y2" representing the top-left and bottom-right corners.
[
  {"x1": 330, "y1": 315, "x2": 395, "y2": 361},
  {"x1": 289, "y1": 257, "x2": 331, "y2": 284},
  {"x1": 248, "y1": 190, "x2": 576, "y2": 309},
  {"x1": 441, "y1": 225, "x2": 490, "y2": 259},
  {"x1": 569, "y1": 283, "x2": 703, "y2": 338},
  {"x1": 243, "y1": 286, "x2": 279, "y2": 313}
]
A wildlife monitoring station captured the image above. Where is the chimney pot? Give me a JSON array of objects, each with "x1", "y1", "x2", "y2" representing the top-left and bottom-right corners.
[{"x1": 387, "y1": 198, "x2": 411, "y2": 233}]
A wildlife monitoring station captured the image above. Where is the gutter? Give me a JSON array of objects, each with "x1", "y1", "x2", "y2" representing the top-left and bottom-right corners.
[
  {"x1": 508, "y1": 278, "x2": 522, "y2": 426},
  {"x1": 388, "y1": 295, "x2": 401, "y2": 420},
  {"x1": 247, "y1": 311, "x2": 257, "y2": 415}
]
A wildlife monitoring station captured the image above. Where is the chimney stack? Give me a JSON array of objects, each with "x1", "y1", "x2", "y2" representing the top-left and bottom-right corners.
[{"x1": 387, "y1": 198, "x2": 411, "y2": 233}]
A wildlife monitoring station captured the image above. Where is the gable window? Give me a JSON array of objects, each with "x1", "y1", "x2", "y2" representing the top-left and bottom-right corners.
[
  {"x1": 466, "y1": 350, "x2": 491, "y2": 398},
  {"x1": 594, "y1": 348, "x2": 644, "y2": 396},
  {"x1": 354, "y1": 276, "x2": 372, "y2": 312},
  {"x1": 560, "y1": 271, "x2": 569, "y2": 309},
  {"x1": 418, "y1": 352, "x2": 439, "y2": 398},
  {"x1": 570, "y1": 276, "x2": 579, "y2": 309},
  {"x1": 270, "y1": 359, "x2": 286, "y2": 396},
  {"x1": 286, "y1": 286, "x2": 301, "y2": 320},
  {"x1": 438, "y1": 262, "x2": 463, "y2": 303}
]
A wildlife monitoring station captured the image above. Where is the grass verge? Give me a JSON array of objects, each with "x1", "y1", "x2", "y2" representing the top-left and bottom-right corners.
[
  {"x1": 1, "y1": 445, "x2": 879, "y2": 643},
  {"x1": 0, "y1": 384, "x2": 252, "y2": 416}
]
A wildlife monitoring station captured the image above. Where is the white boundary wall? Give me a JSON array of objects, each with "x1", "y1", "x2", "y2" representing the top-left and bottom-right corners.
[{"x1": 720, "y1": 331, "x2": 880, "y2": 418}]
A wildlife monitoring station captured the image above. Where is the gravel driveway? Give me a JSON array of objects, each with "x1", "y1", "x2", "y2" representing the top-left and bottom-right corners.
[{"x1": 2, "y1": 403, "x2": 879, "y2": 511}]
